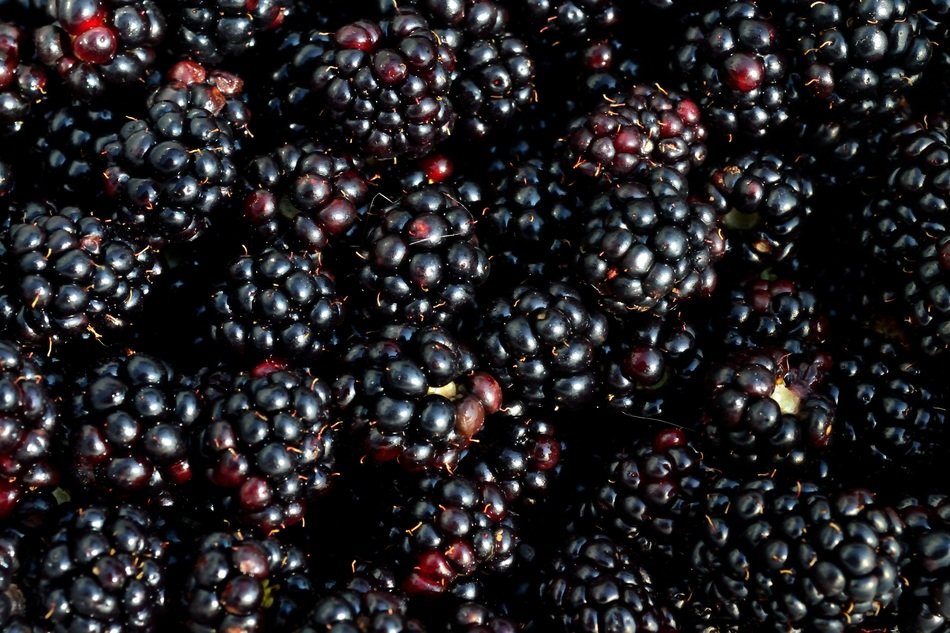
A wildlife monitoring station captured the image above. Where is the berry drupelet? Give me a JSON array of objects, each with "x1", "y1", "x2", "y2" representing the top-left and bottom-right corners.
[
  {"x1": 311, "y1": 9, "x2": 457, "y2": 159},
  {"x1": 675, "y1": 1, "x2": 791, "y2": 139},
  {"x1": 241, "y1": 141, "x2": 370, "y2": 252},
  {"x1": 561, "y1": 84, "x2": 707, "y2": 186},
  {"x1": 576, "y1": 166, "x2": 723, "y2": 317},
  {"x1": 37, "y1": 504, "x2": 169, "y2": 632},
  {"x1": 690, "y1": 479, "x2": 906, "y2": 631},
  {"x1": 704, "y1": 150, "x2": 815, "y2": 268},
  {"x1": 100, "y1": 61, "x2": 250, "y2": 247},
  {"x1": 196, "y1": 362, "x2": 338, "y2": 533},
  {"x1": 69, "y1": 351, "x2": 201, "y2": 508},
  {"x1": 182, "y1": 531, "x2": 312, "y2": 632},
  {"x1": 209, "y1": 245, "x2": 345, "y2": 363},
  {"x1": 164, "y1": 0, "x2": 290, "y2": 64},
  {"x1": 335, "y1": 324, "x2": 502, "y2": 472},
  {"x1": 0, "y1": 202, "x2": 161, "y2": 346},
  {"x1": 0, "y1": 339, "x2": 58, "y2": 520},
  {"x1": 356, "y1": 184, "x2": 490, "y2": 326},
  {"x1": 33, "y1": 0, "x2": 165, "y2": 100},
  {"x1": 0, "y1": 22, "x2": 49, "y2": 137}
]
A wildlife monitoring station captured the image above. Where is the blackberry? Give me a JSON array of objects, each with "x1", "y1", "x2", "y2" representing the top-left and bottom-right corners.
[
  {"x1": 600, "y1": 312, "x2": 705, "y2": 420},
  {"x1": 451, "y1": 32, "x2": 535, "y2": 140},
  {"x1": 37, "y1": 504, "x2": 168, "y2": 632},
  {"x1": 300, "y1": 564, "x2": 425, "y2": 632},
  {"x1": 514, "y1": 0, "x2": 621, "y2": 45},
  {"x1": 355, "y1": 184, "x2": 490, "y2": 326},
  {"x1": 335, "y1": 324, "x2": 502, "y2": 472},
  {"x1": 399, "y1": 0, "x2": 507, "y2": 37},
  {"x1": 100, "y1": 61, "x2": 250, "y2": 247},
  {"x1": 582, "y1": 428, "x2": 717, "y2": 561},
  {"x1": 904, "y1": 233, "x2": 950, "y2": 357},
  {"x1": 196, "y1": 361, "x2": 338, "y2": 533},
  {"x1": 449, "y1": 600, "x2": 517, "y2": 632},
  {"x1": 540, "y1": 530, "x2": 679, "y2": 632},
  {"x1": 164, "y1": 0, "x2": 291, "y2": 64},
  {"x1": 33, "y1": 0, "x2": 166, "y2": 100},
  {"x1": 0, "y1": 22, "x2": 49, "y2": 137},
  {"x1": 182, "y1": 531, "x2": 312, "y2": 632},
  {"x1": 0, "y1": 202, "x2": 161, "y2": 346},
  {"x1": 0, "y1": 339, "x2": 58, "y2": 521},
  {"x1": 899, "y1": 495, "x2": 950, "y2": 633},
  {"x1": 713, "y1": 275, "x2": 828, "y2": 355},
  {"x1": 780, "y1": 0, "x2": 933, "y2": 118},
  {"x1": 704, "y1": 150, "x2": 815, "y2": 268},
  {"x1": 690, "y1": 479, "x2": 905, "y2": 631},
  {"x1": 462, "y1": 405, "x2": 562, "y2": 509},
  {"x1": 703, "y1": 347, "x2": 836, "y2": 473},
  {"x1": 209, "y1": 245, "x2": 345, "y2": 363},
  {"x1": 241, "y1": 141, "x2": 370, "y2": 252},
  {"x1": 0, "y1": 529, "x2": 33, "y2": 630},
  {"x1": 311, "y1": 10, "x2": 457, "y2": 159},
  {"x1": 479, "y1": 281, "x2": 608, "y2": 410},
  {"x1": 561, "y1": 85, "x2": 707, "y2": 186},
  {"x1": 675, "y1": 2, "x2": 791, "y2": 138},
  {"x1": 388, "y1": 472, "x2": 519, "y2": 596},
  {"x1": 69, "y1": 351, "x2": 201, "y2": 508},
  {"x1": 861, "y1": 122, "x2": 950, "y2": 271},
  {"x1": 576, "y1": 166, "x2": 723, "y2": 316}
]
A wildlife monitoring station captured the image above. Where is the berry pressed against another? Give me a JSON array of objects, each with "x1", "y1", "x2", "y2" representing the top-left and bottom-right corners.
[
  {"x1": 904, "y1": 233, "x2": 950, "y2": 357},
  {"x1": 164, "y1": 0, "x2": 290, "y2": 64},
  {"x1": 69, "y1": 351, "x2": 201, "y2": 508},
  {"x1": 899, "y1": 496, "x2": 950, "y2": 633},
  {"x1": 209, "y1": 245, "x2": 345, "y2": 363},
  {"x1": 33, "y1": 0, "x2": 166, "y2": 100},
  {"x1": 335, "y1": 324, "x2": 502, "y2": 472},
  {"x1": 514, "y1": 0, "x2": 621, "y2": 46},
  {"x1": 479, "y1": 281, "x2": 608, "y2": 410},
  {"x1": 576, "y1": 166, "x2": 724, "y2": 317},
  {"x1": 195, "y1": 362, "x2": 338, "y2": 533},
  {"x1": 181, "y1": 531, "x2": 312, "y2": 632},
  {"x1": 311, "y1": 9, "x2": 457, "y2": 159},
  {"x1": 0, "y1": 202, "x2": 161, "y2": 346},
  {"x1": 0, "y1": 22, "x2": 49, "y2": 137},
  {"x1": 100, "y1": 61, "x2": 250, "y2": 247},
  {"x1": 37, "y1": 504, "x2": 169, "y2": 632},
  {"x1": 356, "y1": 184, "x2": 490, "y2": 326}
]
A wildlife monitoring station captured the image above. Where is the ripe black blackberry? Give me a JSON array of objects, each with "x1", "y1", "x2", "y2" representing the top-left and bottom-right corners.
[
  {"x1": 209, "y1": 245, "x2": 344, "y2": 363},
  {"x1": 703, "y1": 347, "x2": 836, "y2": 474},
  {"x1": 99, "y1": 61, "x2": 250, "y2": 247},
  {"x1": 514, "y1": 0, "x2": 621, "y2": 45},
  {"x1": 33, "y1": 0, "x2": 166, "y2": 100},
  {"x1": 712, "y1": 275, "x2": 828, "y2": 355},
  {"x1": 182, "y1": 530, "x2": 312, "y2": 632},
  {"x1": 241, "y1": 141, "x2": 370, "y2": 252},
  {"x1": 704, "y1": 150, "x2": 815, "y2": 268},
  {"x1": 164, "y1": 0, "x2": 290, "y2": 64},
  {"x1": 69, "y1": 351, "x2": 202, "y2": 508},
  {"x1": 0, "y1": 529, "x2": 33, "y2": 631},
  {"x1": 0, "y1": 202, "x2": 161, "y2": 346},
  {"x1": 300, "y1": 564, "x2": 425, "y2": 632},
  {"x1": 387, "y1": 472, "x2": 519, "y2": 597},
  {"x1": 37, "y1": 504, "x2": 168, "y2": 631},
  {"x1": 780, "y1": 0, "x2": 933, "y2": 118},
  {"x1": 451, "y1": 32, "x2": 535, "y2": 140},
  {"x1": 561, "y1": 84, "x2": 707, "y2": 185},
  {"x1": 196, "y1": 361, "x2": 338, "y2": 533},
  {"x1": 600, "y1": 312, "x2": 705, "y2": 420},
  {"x1": 576, "y1": 166, "x2": 723, "y2": 316},
  {"x1": 335, "y1": 324, "x2": 502, "y2": 472},
  {"x1": 479, "y1": 281, "x2": 608, "y2": 410},
  {"x1": 540, "y1": 530, "x2": 679, "y2": 632},
  {"x1": 311, "y1": 10, "x2": 457, "y2": 159},
  {"x1": 478, "y1": 153, "x2": 579, "y2": 282},
  {"x1": 399, "y1": 0, "x2": 507, "y2": 37},
  {"x1": 675, "y1": 2, "x2": 791, "y2": 139},
  {"x1": 690, "y1": 479, "x2": 906, "y2": 631},
  {"x1": 355, "y1": 184, "x2": 490, "y2": 326},
  {"x1": 449, "y1": 599, "x2": 517, "y2": 632},
  {"x1": 0, "y1": 339, "x2": 58, "y2": 522},
  {"x1": 861, "y1": 122, "x2": 950, "y2": 271},
  {"x1": 899, "y1": 495, "x2": 950, "y2": 633},
  {"x1": 581, "y1": 428, "x2": 717, "y2": 561},
  {"x1": 461, "y1": 405, "x2": 562, "y2": 509},
  {"x1": 0, "y1": 22, "x2": 49, "y2": 137},
  {"x1": 905, "y1": 234, "x2": 950, "y2": 357}
]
